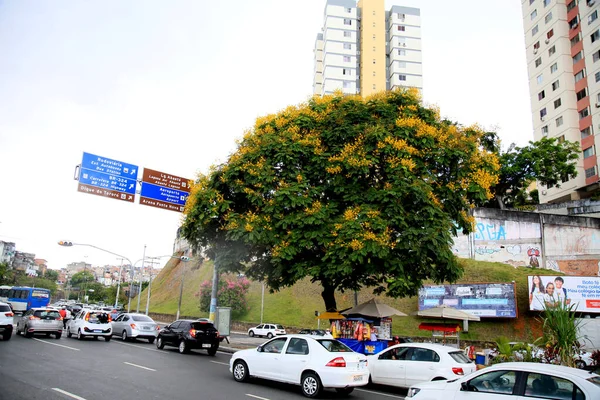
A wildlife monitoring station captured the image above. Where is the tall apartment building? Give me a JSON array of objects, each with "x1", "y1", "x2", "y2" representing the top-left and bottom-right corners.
[
  {"x1": 313, "y1": 0, "x2": 422, "y2": 97},
  {"x1": 522, "y1": 0, "x2": 600, "y2": 203}
]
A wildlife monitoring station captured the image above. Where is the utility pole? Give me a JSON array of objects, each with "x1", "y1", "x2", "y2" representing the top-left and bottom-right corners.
[
  {"x1": 115, "y1": 258, "x2": 125, "y2": 309},
  {"x1": 144, "y1": 257, "x2": 160, "y2": 315},
  {"x1": 136, "y1": 245, "x2": 146, "y2": 313}
]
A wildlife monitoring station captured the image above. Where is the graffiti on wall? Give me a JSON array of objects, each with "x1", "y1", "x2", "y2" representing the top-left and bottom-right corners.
[
  {"x1": 474, "y1": 223, "x2": 507, "y2": 241},
  {"x1": 527, "y1": 247, "x2": 541, "y2": 268}
]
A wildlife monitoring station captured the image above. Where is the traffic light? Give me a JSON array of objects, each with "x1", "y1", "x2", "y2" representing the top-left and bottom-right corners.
[
  {"x1": 58, "y1": 241, "x2": 73, "y2": 247},
  {"x1": 180, "y1": 256, "x2": 190, "y2": 261}
]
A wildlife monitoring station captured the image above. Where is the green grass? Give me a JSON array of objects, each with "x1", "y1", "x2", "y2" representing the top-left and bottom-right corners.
[{"x1": 133, "y1": 257, "x2": 561, "y2": 342}]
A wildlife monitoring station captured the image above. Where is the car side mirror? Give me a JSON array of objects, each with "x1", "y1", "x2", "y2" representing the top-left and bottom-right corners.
[
  {"x1": 257, "y1": 346, "x2": 263, "y2": 352},
  {"x1": 461, "y1": 382, "x2": 471, "y2": 392}
]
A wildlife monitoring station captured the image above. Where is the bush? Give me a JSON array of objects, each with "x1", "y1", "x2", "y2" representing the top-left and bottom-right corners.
[
  {"x1": 536, "y1": 301, "x2": 582, "y2": 368},
  {"x1": 197, "y1": 276, "x2": 250, "y2": 314}
]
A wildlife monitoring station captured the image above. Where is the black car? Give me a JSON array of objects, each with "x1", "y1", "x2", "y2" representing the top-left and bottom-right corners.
[{"x1": 156, "y1": 319, "x2": 221, "y2": 355}]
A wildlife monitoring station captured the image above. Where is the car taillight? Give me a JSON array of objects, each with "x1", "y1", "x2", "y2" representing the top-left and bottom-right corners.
[
  {"x1": 130, "y1": 324, "x2": 137, "y2": 330},
  {"x1": 85, "y1": 314, "x2": 89, "y2": 321},
  {"x1": 5, "y1": 313, "x2": 13, "y2": 317},
  {"x1": 452, "y1": 367, "x2": 464, "y2": 375},
  {"x1": 216, "y1": 331, "x2": 219, "y2": 337},
  {"x1": 29, "y1": 316, "x2": 40, "y2": 320},
  {"x1": 326, "y1": 357, "x2": 346, "y2": 367},
  {"x1": 156, "y1": 325, "x2": 160, "y2": 331},
  {"x1": 108, "y1": 315, "x2": 112, "y2": 322},
  {"x1": 189, "y1": 329, "x2": 197, "y2": 338}
]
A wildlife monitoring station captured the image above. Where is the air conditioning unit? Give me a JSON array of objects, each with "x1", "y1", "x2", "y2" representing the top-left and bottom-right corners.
[
  {"x1": 588, "y1": 0, "x2": 595, "y2": 6},
  {"x1": 545, "y1": 38, "x2": 550, "y2": 44},
  {"x1": 541, "y1": 116, "x2": 546, "y2": 121},
  {"x1": 596, "y1": 102, "x2": 600, "y2": 108}
]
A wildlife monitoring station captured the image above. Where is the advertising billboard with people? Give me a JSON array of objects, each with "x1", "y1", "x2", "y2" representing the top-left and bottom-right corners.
[
  {"x1": 528, "y1": 275, "x2": 600, "y2": 313},
  {"x1": 418, "y1": 283, "x2": 518, "y2": 318}
]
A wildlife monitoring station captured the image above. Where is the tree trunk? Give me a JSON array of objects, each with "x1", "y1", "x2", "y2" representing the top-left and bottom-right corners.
[
  {"x1": 496, "y1": 195, "x2": 506, "y2": 210},
  {"x1": 321, "y1": 282, "x2": 338, "y2": 312}
]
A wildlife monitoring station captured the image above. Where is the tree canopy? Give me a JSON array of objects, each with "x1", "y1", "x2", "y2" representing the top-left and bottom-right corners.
[
  {"x1": 181, "y1": 90, "x2": 500, "y2": 311},
  {"x1": 69, "y1": 270, "x2": 95, "y2": 287}
]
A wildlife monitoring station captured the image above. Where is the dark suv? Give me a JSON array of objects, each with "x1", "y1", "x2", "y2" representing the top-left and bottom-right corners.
[{"x1": 156, "y1": 320, "x2": 221, "y2": 355}]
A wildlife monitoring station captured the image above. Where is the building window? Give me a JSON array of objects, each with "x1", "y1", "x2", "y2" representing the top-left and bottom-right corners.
[
  {"x1": 344, "y1": 31, "x2": 351, "y2": 37},
  {"x1": 549, "y1": 45, "x2": 556, "y2": 56},
  {"x1": 534, "y1": 41, "x2": 540, "y2": 50},
  {"x1": 530, "y1": 0, "x2": 535, "y2": 4},
  {"x1": 567, "y1": 0, "x2": 577, "y2": 12},
  {"x1": 592, "y1": 29, "x2": 600, "y2": 43},
  {"x1": 558, "y1": 135, "x2": 565, "y2": 143},
  {"x1": 542, "y1": 125, "x2": 549, "y2": 136},
  {"x1": 532, "y1": 25, "x2": 539, "y2": 36},
  {"x1": 372, "y1": 22, "x2": 375, "y2": 27},
  {"x1": 571, "y1": 34, "x2": 581, "y2": 46},
  {"x1": 398, "y1": 25, "x2": 406, "y2": 31},
  {"x1": 531, "y1": 10, "x2": 538, "y2": 20},
  {"x1": 552, "y1": 80, "x2": 560, "y2": 90},
  {"x1": 540, "y1": 108, "x2": 547, "y2": 119},
  {"x1": 596, "y1": 71, "x2": 600, "y2": 82},
  {"x1": 547, "y1": 29, "x2": 554, "y2": 39},
  {"x1": 373, "y1": 34, "x2": 376, "y2": 39},
  {"x1": 583, "y1": 146, "x2": 595, "y2": 158},
  {"x1": 569, "y1": 16, "x2": 580, "y2": 29},
  {"x1": 579, "y1": 107, "x2": 590, "y2": 119},
  {"x1": 343, "y1": 43, "x2": 351, "y2": 50},
  {"x1": 594, "y1": 51, "x2": 600, "y2": 62},
  {"x1": 538, "y1": 74, "x2": 544, "y2": 84},
  {"x1": 556, "y1": 116, "x2": 564, "y2": 127},
  {"x1": 581, "y1": 127, "x2": 592, "y2": 138},
  {"x1": 342, "y1": 68, "x2": 350, "y2": 75},
  {"x1": 343, "y1": 56, "x2": 351, "y2": 62},
  {"x1": 575, "y1": 69, "x2": 585, "y2": 82},
  {"x1": 550, "y1": 63, "x2": 558, "y2": 73},
  {"x1": 372, "y1": 59, "x2": 376, "y2": 64},
  {"x1": 398, "y1": 61, "x2": 406, "y2": 68},
  {"x1": 577, "y1": 88, "x2": 587, "y2": 100},
  {"x1": 590, "y1": 10, "x2": 598, "y2": 24},
  {"x1": 372, "y1": 10, "x2": 375, "y2": 15},
  {"x1": 343, "y1": 81, "x2": 350, "y2": 88},
  {"x1": 536, "y1": 57, "x2": 542, "y2": 67},
  {"x1": 344, "y1": 19, "x2": 352, "y2": 25},
  {"x1": 373, "y1": 46, "x2": 376, "y2": 52},
  {"x1": 346, "y1": 7, "x2": 352, "y2": 12},
  {"x1": 539, "y1": 90, "x2": 546, "y2": 100},
  {"x1": 398, "y1": 49, "x2": 406, "y2": 56},
  {"x1": 373, "y1": 71, "x2": 376, "y2": 76},
  {"x1": 545, "y1": 12, "x2": 553, "y2": 23},
  {"x1": 554, "y1": 98, "x2": 562, "y2": 108},
  {"x1": 586, "y1": 166, "x2": 597, "y2": 178},
  {"x1": 397, "y1": 13, "x2": 405, "y2": 20},
  {"x1": 543, "y1": 0, "x2": 551, "y2": 6},
  {"x1": 399, "y1": 75, "x2": 407, "y2": 81},
  {"x1": 372, "y1": 84, "x2": 376, "y2": 90},
  {"x1": 573, "y1": 51, "x2": 583, "y2": 63},
  {"x1": 398, "y1": 38, "x2": 406, "y2": 46}
]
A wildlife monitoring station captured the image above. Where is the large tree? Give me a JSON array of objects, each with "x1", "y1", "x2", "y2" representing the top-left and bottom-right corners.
[
  {"x1": 181, "y1": 90, "x2": 499, "y2": 311},
  {"x1": 484, "y1": 134, "x2": 580, "y2": 209}
]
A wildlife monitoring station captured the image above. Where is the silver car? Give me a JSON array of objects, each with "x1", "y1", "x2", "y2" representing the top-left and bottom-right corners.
[
  {"x1": 15, "y1": 308, "x2": 63, "y2": 339},
  {"x1": 111, "y1": 313, "x2": 159, "y2": 343}
]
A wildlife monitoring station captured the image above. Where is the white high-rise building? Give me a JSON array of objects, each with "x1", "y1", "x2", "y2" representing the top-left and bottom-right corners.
[
  {"x1": 313, "y1": 0, "x2": 422, "y2": 97},
  {"x1": 521, "y1": 0, "x2": 600, "y2": 203}
]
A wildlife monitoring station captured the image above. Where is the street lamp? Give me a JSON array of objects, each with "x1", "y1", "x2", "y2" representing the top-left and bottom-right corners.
[{"x1": 176, "y1": 255, "x2": 191, "y2": 320}]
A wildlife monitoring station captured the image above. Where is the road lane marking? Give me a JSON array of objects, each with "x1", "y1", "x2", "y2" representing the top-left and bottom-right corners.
[
  {"x1": 210, "y1": 361, "x2": 229, "y2": 366},
  {"x1": 246, "y1": 395, "x2": 270, "y2": 400},
  {"x1": 112, "y1": 340, "x2": 164, "y2": 353},
  {"x1": 356, "y1": 388, "x2": 405, "y2": 398},
  {"x1": 124, "y1": 361, "x2": 156, "y2": 371},
  {"x1": 33, "y1": 338, "x2": 80, "y2": 351},
  {"x1": 52, "y1": 388, "x2": 88, "y2": 400}
]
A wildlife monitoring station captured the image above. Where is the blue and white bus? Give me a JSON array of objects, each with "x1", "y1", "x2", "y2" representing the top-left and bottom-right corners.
[{"x1": 0, "y1": 286, "x2": 51, "y2": 313}]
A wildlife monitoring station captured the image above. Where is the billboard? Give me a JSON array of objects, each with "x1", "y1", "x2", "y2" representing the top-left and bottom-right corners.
[
  {"x1": 418, "y1": 283, "x2": 518, "y2": 318},
  {"x1": 527, "y1": 275, "x2": 600, "y2": 313}
]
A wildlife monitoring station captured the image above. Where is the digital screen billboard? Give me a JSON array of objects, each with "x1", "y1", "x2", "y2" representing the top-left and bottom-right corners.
[
  {"x1": 528, "y1": 275, "x2": 600, "y2": 313},
  {"x1": 418, "y1": 283, "x2": 518, "y2": 318}
]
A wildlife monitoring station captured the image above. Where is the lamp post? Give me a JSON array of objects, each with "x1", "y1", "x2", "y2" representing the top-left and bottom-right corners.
[
  {"x1": 136, "y1": 245, "x2": 146, "y2": 313},
  {"x1": 176, "y1": 255, "x2": 190, "y2": 320},
  {"x1": 144, "y1": 256, "x2": 161, "y2": 315},
  {"x1": 115, "y1": 258, "x2": 125, "y2": 309}
]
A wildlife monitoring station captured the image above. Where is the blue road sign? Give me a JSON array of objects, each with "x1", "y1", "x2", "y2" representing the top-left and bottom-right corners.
[
  {"x1": 78, "y1": 152, "x2": 138, "y2": 195},
  {"x1": 140, "y1": 182, "x2": 188, "y2": 206},
  {"x1": 80, "y1": 152, "x2": 139, "y2": 179}
]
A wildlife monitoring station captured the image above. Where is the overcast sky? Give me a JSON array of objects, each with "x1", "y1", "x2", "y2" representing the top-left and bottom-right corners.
[{"x1": 0, "y1": 0, "x2": 531, "y2": 270}]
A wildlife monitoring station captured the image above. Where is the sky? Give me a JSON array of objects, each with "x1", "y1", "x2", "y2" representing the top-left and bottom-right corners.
[{"x1": 0, "y1": 0, "x2": 532, "y2": 271}]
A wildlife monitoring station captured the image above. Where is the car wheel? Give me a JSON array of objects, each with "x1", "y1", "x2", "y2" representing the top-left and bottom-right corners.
[
  {"x1": 248, "y1": 330, "x2": 255, "y2": 337},
  {"x1": 2, "y1": 331, "x2": 11, "y2": 341},
  {"x1": 156, "y1": 336, "x2": 165, "y2": 350},
  {"x1": 16, "y1": 324, "x2": 21, "y2": 336},
  {"x1": 575, "y1": 360, "x2": 586, "y2": 369},
  {"x1": 104, "y1": 335, "x2": 111, "y2": 342},
  {"x1": 77, "y1": 329, "x2": 85, "y2": 340},
  {"x1": 122, "y1": 330, "x2": 128, "y2": 341},
  {"x1": 207, "y1": 345, "x2": 218, "y2": 356},
  {"x1": 232, "y1": 360, "x2": 249, "y2": 382},
  {"x1": 301, "y1": 372, "x2": 322, "y2": 398},
  {"x1": 24, "y1": 326, "x2": 33, "y2": 338},
  {"x1": 67, "y1": 328, "x2": 72, "y2": 338},
  {"x1": 335, "y1": 388, "x2": 354, "y2": 396},
  {"x1": 55, "y1": 332, "x2": 61, "y2": 339},
  {"x1": 148, "y1": 337, "x2": 155, "y2": 344},
  {"x1": 178, "y1": 340, "x2": 189, "y2": 354},
  {"x1": 267, "y1": 332, "x2": 273, "y2": 339}
]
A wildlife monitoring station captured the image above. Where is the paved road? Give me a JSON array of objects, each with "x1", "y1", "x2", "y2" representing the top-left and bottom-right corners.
[{"x1": 0, "y1": 333, "x2": 406, "y2": 400}]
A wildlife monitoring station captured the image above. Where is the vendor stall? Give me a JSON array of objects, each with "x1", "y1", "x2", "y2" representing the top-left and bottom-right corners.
[{"x1": 418, "y1": 322, "x2": 461, "y2": 347}]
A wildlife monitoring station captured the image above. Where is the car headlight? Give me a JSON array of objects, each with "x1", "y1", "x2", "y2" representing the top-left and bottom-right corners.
[{"x1": 407, "y1": 388, "x2": 421, "y2": 398}]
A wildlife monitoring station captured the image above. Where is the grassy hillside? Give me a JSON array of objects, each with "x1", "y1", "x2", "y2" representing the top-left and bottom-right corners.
[{"x1": 134, "y1": 258, "x2": 561, "y2": 342}]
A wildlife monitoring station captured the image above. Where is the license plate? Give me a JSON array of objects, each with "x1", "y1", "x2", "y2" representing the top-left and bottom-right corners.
[
  {"x1": 202, "y1": 343, "x2": 211, "y2": 348},
  {"x1": 43, "y1": 320, "x2": 52, "y2": 323},
  {"x1": 94, "y1": 330, "x2": 102, "y2": 333},
  {"x1": 353, "y1": 375, "x2": 363, "y2": 382},
  {"x1": 143, "y1": 326, "x2": 150, "y2": 330}
]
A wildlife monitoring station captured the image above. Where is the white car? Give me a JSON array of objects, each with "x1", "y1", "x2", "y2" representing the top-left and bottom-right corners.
[
  {"x1": 406, "y1": 362, "x2": 600, "y2": 400},
  {"x1": 230, "y1": 335, "x2": 369, "y2": 397},
  {"x1": 247, "y1": 323, "x2": 286, "y2": 338},
  {"x1": 111, "y1": 313, "x2": 159, "y2": 343},
  {"x1": 367, "y1": 343, "x2": 476, "y2": 388},
  {"x1": 66, "y1": 309, "x2": 112, "y2": 341},
  {"x1": 0, "y1": 301, "x2": 14, "y2": 341}
]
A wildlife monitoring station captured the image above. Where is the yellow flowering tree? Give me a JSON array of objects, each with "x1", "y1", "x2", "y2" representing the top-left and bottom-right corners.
[{"x1": 181, "y1": 89, "x2": 499, "y2": 312}]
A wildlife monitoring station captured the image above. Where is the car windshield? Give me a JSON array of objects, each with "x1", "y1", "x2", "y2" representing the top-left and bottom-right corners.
[
  {"x1": 588, "y1": 376, "x2": 600, "y2": 388},
  {"x1": 131, "y1": 315, "x2": 153, "y2": 322},
  {"x1": 87, "y1": 312, "x2": 110, "y2": 324},
  {"x1": 449, "y1": 351, "x2": 472, "y2": 364},
  {"x1": 276, "y1": 325, "x2": 284, "y2": 329},
  {"x1": 33, "y1": 310, "x2": 61, "y2": 319},
  {"x1": 317, "y1": 339, "x2": 353, "y2": 352}
]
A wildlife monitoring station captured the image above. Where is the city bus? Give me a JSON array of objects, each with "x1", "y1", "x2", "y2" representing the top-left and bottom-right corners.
[{"x1": 0, "y1": 286, "x2": 51, "y2": 313}]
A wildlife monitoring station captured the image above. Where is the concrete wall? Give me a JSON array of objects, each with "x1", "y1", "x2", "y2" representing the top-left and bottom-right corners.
[{"x1": 454, "y1": 208, "x2": 600, "y2": 276}]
